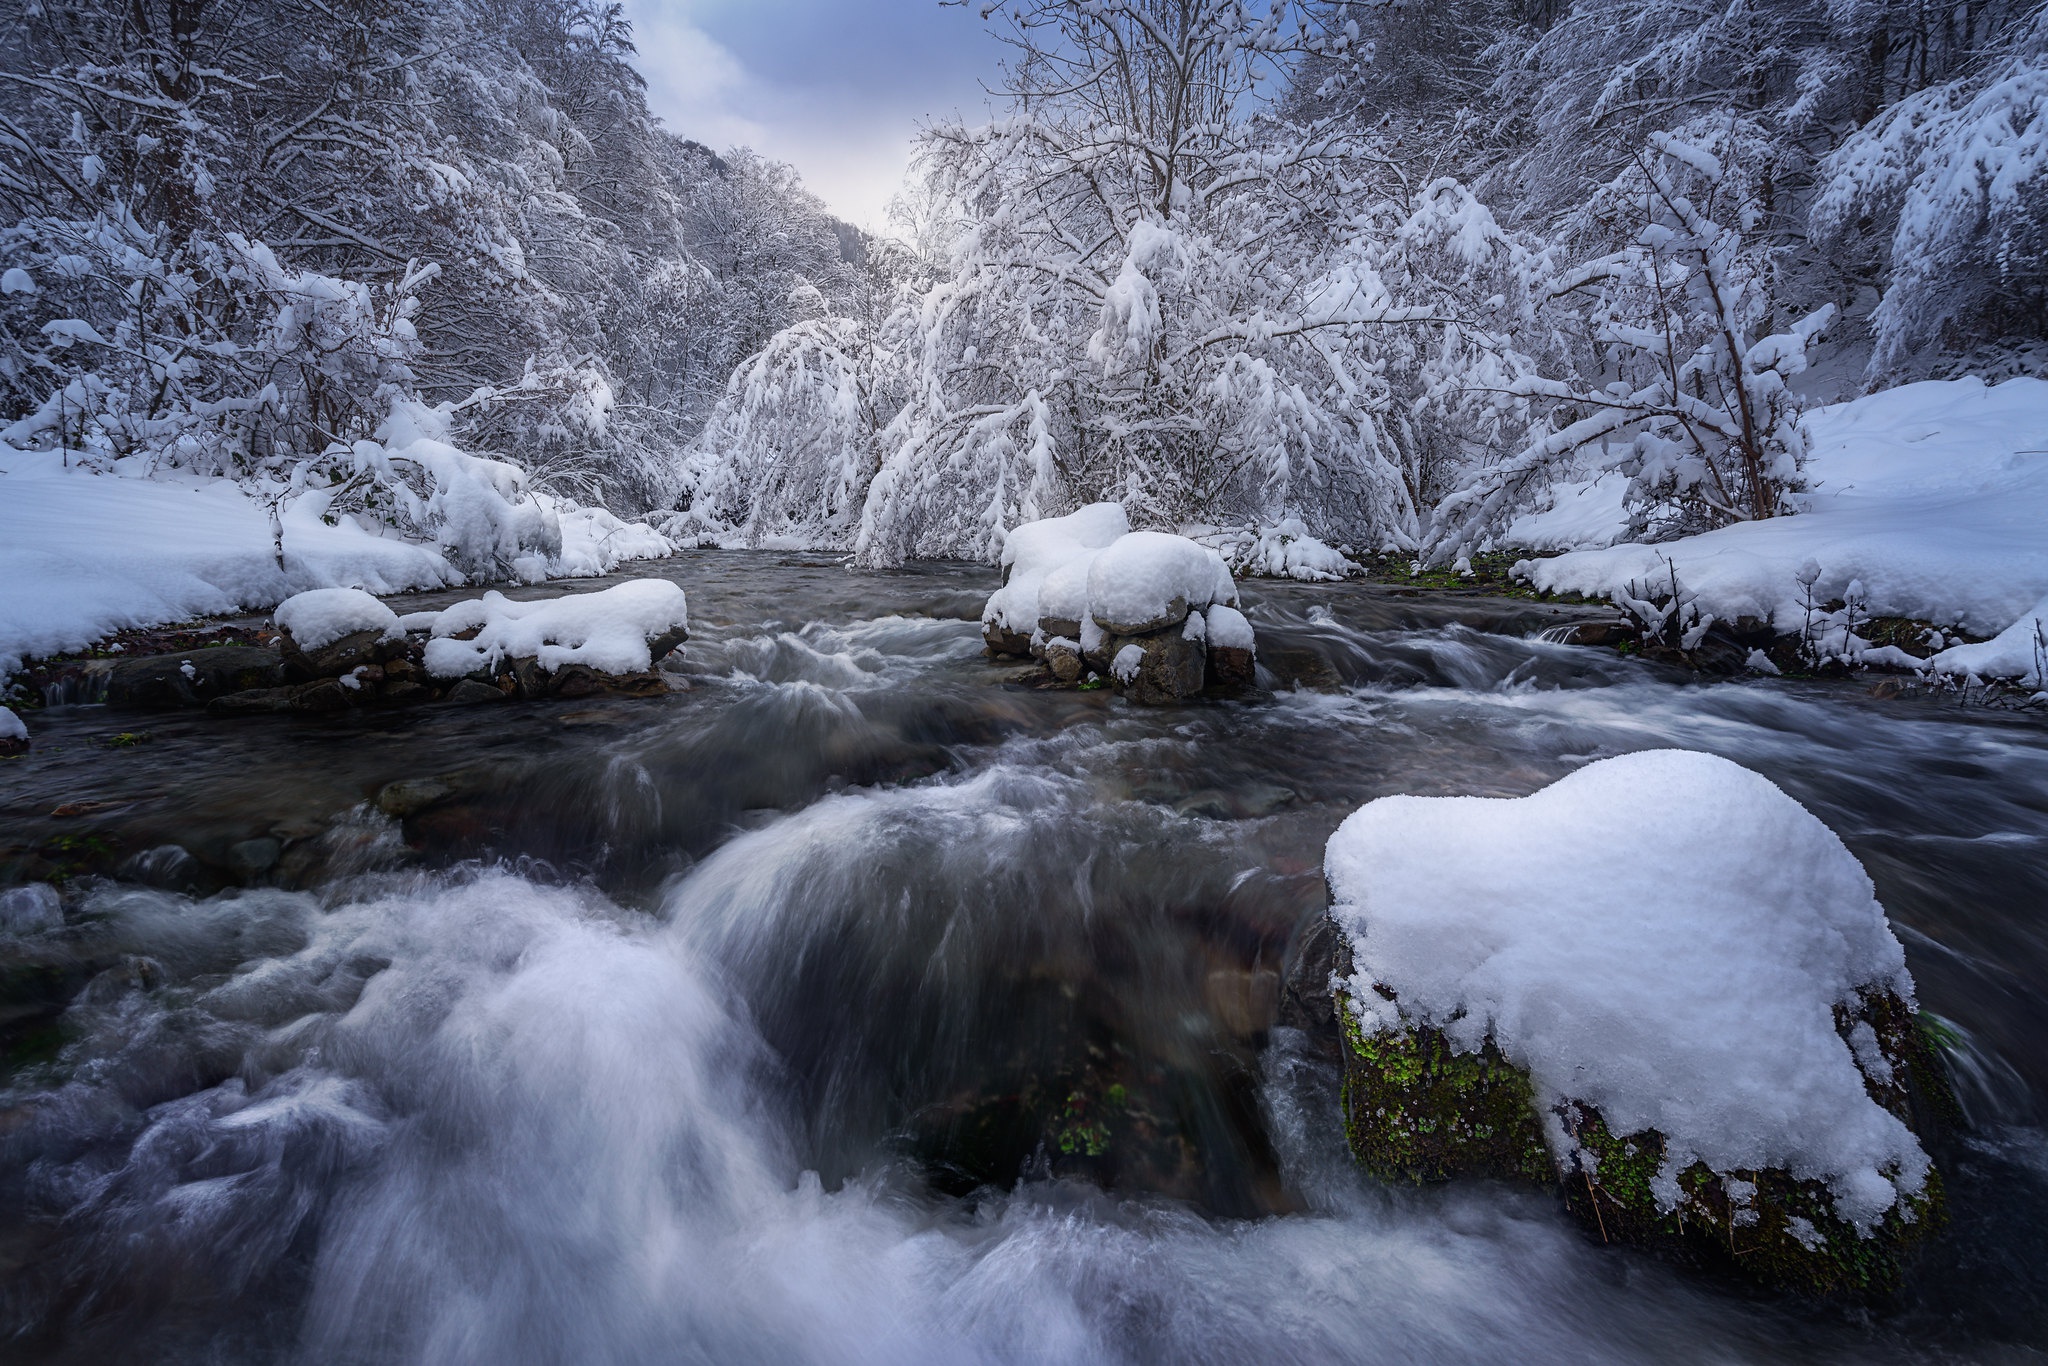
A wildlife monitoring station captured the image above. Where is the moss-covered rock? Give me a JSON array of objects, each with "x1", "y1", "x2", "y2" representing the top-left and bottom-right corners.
[{"x1": 1335, "y1": 981, "x2": 1953, "y2": 1300}]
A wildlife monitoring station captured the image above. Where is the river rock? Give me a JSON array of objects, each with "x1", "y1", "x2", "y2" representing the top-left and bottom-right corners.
[
  {"x1": 1207, "y1": 642, "x2": 1255, "y2": 688},
  {"x1": 446, "y1": 679, "x2": 509, "y2": 706},
  {"x1": 1043, "y1": 638, "x2": 1086, "y2": 684},
  {"x1": 984, "y1": 622, "x2": 1035, "y2": 659},
  {"x1": 281, "y1": 627, "x2": 389, "y2": 681},
  {"x1": 227, "y1": 837, "x2": 281, "y2": 877},
  {"x1": 106, "y1": 647, "x2": 285, "y2": 709},
  {"x1": 1109, "y1": 630, "x2": 1205, "y2": 705},
  {"x1": 376, "y1": 778, "x2": 454, "y2": 818}
]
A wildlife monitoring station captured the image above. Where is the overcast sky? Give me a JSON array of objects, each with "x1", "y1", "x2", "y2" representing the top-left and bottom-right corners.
[{"x1": 616, "y1": 0, "x2": 1005, "y2": 230}]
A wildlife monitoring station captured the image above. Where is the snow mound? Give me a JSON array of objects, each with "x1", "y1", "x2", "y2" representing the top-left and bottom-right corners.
[
  {"x1": 1085, "y1": 531, "x2": 1239, "y2": 634},
  {"x1": 273, "y1": 588, "x2": 401, "y2": 650},
  {"x1": 0, "y1": 705, "x2": 25, "y2": 742},
  {"x1": 1225, "y1": 519, "x2": 1358, "y2": 581},
  {"x1": 1518, "y1": 379, "x2": 2048, "y2": 652},
  {"x1": 1504, "y1": 471, "x2": 1631, "y2": 552},
  {"x1": 420, "y1": 580, "x2": 689, "y2": 680},
  {"x1": 1930, "y1": 594, "x2": 2047, "y2": 686},
  {"x1": 983, "y1": 503, "x2": 1130, "y2": 635},
  {"x1": 1326, "y1": 749, "x2": 1928, "y2": 1230},
  {"x1": 1207, "y1": 603, "x2": 1255, "y2": 651}
]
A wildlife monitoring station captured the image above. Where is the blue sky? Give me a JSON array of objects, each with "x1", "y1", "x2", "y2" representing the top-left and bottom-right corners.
[{"x1": 617, "y1": 1, "x2": 1005, "y2": 229}]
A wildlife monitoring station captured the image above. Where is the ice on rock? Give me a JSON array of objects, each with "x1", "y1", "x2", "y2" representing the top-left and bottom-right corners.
[
  {"x1": 1326, "y1": 749, "x2": 1929, "y2": 1230},
  {"x1": 982, "y1": 503, "x2": 1129, "y2": 635},
  {"x1": 421, "y1": 580, "x2": 689, "y2": 680},
  {"x1": 1085, "y1": 531, "x2": 1238, "y2": 634},
  {"x1": 274, "y1": 587, "x2": 401, "y2": 651}
]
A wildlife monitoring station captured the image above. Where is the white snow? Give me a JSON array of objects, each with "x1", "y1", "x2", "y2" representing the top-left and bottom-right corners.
[
  {"x1": 1111, "y1": 644, "x2": 1146, "y2": 683},
  {"x1": 0, "y1": 447, "x2": 675, "y2": 679},
  {"x1": 1930, "y1": 593, "x2": 2047, "y2": 686},
  {"x1": 1085, "y1": 531, "x2": 1239, "y2": 633},
  {"x1": 1207, "y1": 603, "x2": 1255, "y2": 651},
  {"x1": 1326, "y1": 749, "x2": 1929, "y2": 1230},
  {"x1": 1518, "y1": 380, "x2": 2048, "y2": 662},
  {"x1": 1196, "y1": 518, "x2": 1358, "y2": 581},
  {"x1": 0, "y1": 704, "x2": 25, "y2": 741},
  {"x1": 0, "y1": 448, "x2": 454, "y2": 677},
  {"x1": 1503, "y1": 470, "x2": 1631, "y2": 552},
  {"x1": 273, "y1": 588, "x2": 401, "y2": 651},
  {"x1": 419, "y1": 580, "x2": 689, "y2": 680},
  {"x1": 982, "y1": 503, "x2": 1130, "y2": 635}
]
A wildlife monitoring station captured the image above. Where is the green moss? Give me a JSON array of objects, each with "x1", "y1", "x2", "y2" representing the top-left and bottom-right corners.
[
  {"x1": 1337, "y1": 992, "x2": 1550, "y2": 1185},
  {"x1": 1561, "y1": 1106, "x2": 1945, "y2": 1301},
  {"x1": 1335, "y1": 985, "x2": 1950, "y2": 1301}
]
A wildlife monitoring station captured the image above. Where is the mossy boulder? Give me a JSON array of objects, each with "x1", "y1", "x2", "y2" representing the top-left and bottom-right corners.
[{"x1": 1336, "y1": 980, "x2": 1953, "y2": 1299}]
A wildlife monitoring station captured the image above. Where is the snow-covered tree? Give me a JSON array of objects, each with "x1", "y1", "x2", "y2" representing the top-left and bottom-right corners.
[
  {"x1": 1814, "y1": 7, "x2": 2048, "y2": 376},
  {"x1": 1432, "y1": 131, "x2": 1834, "y2": 554}
]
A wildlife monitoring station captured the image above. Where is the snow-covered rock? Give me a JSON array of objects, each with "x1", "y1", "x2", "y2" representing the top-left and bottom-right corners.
[
  {"x1": 420, "y1": 580, "x2": 690, "y2": 681},
  {"x1": 1930, "y1": 593, "x2": 2046, "y2": 687},
  {"x1": 1085, "y1": 531, "x2": 1239, "y2": 634},
  {"x1": 273, "y1": 588, "x2": 401, "y2": 652},
  {"x1": 982, "y1": 503, "x2": 1130, "y2": 647},
  {"x1": 1325, "y1": 749, "x2": 1947, "y2": 1295},
  {"x1": 0, "y1": 703, "x2": 26, "y2": 757}
]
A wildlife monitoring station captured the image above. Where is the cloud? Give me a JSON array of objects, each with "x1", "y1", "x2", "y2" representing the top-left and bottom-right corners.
[{"x1": 616, "y1": 0, "x2": 998, "y2": 230}]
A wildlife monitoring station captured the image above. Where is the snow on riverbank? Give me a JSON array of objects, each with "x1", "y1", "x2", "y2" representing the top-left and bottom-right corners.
[
  {"x1": 0, "y1": 451, "x2": 673, "y2": 677},
  {"x1": 1517, "y1": 379, "x2": 2048, "y2": 671},
  {"x1": 1327, "y1": 749, "x2": 1929, "y2": 1227}
]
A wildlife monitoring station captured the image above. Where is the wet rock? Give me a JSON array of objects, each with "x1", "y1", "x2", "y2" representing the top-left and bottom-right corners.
[
  {"x1": 1094, "y1": 595, "x2": 1190, "y2": 638},
  {"x1": 1111, "y1": 631, "x2": 1205, "y2": 706},
  {"x1": 291, "y1": 679, "x2": 353, "y2": 713},
  {"x1": 376, "y1": 778, "x2": 454, "y2": 819},
  {"x1": 549, "y1": 663, "x2": 605, "y2": 700},
  {"x1": 281, "y1": 626, "x2": 387, "y2": 681},
  {"x1": 647, "y1": 624, "x2": 690, "y2": 661},
  {"x1": 983, "y1": 622, "x2": 1035, "y2": 659},
  {"x1": 106, "y1": 646, "x2": 284, "y2": 709},
  {"x1": 0, "y1": 735, "x2": 25, "y2": 759},
  {"x1": 1558, "y1": 619, "x2": 1633, "y2": 648},
  {"x1": 121, "y1": 844, "x2": 204, "y2": 892},
  {"x1": 446, "y1": 679, "x2": 508, "y2": 706},
  {"x1": 1207, "y1": 643, "x2": 1256, "y2": 688},
  {"x1": 227, "y1": 837, "x2": 281, "y2": 877},
  {"x1": 1039, "y1": 616, "x2": 1083, "y2": 643},
  {"x1": 207, "y1": 687, "x2": 296, "y2": 716},
  {"x1": 1044, "y1": 639, "x2": 1086, "y2": 685},
  {"x1": 0, "y1": 883, "x2": 62, "y2": 934},
  {"x1": 377, "y1": 680, "x2": 432, "y2": 706}
]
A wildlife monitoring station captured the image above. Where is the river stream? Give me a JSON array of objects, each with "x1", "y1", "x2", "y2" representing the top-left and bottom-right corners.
[{"x1": 3, "y1": 553, "x2": 2045, "y2": 1364}]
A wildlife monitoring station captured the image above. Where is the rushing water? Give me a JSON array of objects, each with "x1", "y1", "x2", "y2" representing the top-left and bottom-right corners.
[{"x1": 2, "y1": 553, "x2": 2046, "y2": 1365}]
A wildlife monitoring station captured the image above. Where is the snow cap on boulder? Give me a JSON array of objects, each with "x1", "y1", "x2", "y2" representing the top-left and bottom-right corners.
[
  {"x1": 1327, "y1": 748, "x2": 1928, "y2": 1230},
  {"x1": 984, "y1": 503, "x2": 1130, "y2": 635},
  {"x1": 421, "y1": 579, "x2": 689, "y2": 680},
  {"x1": 273, "y1": 587, "x2": 400, "y2": 651},
  {"x1": 1085, "y1": 531, "x2": 1238, "y2": 635}
]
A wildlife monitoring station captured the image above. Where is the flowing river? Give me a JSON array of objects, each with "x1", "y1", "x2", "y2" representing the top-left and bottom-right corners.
[{"x1": 3, "y1": 554, "x2": 2045, "y2": 1365}]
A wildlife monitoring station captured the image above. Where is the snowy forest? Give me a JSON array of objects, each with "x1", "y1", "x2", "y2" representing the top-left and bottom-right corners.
[{"x1": 3, "y1": 0, "x2": 2042, "y2": 581}]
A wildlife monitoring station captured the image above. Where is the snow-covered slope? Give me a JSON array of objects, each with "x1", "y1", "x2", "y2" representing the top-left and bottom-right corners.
[
  {"x1": 0, "y1": 453, "x2": 671, "y2": 677},
  {"x1": 1518, "y1": 379, "x2": 2048, "y2": 650}
]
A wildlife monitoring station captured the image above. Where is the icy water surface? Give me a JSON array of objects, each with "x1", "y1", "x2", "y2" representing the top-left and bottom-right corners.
[{"x1": 3, "y1": 552, "x2": 2046, "y2": 1364}]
